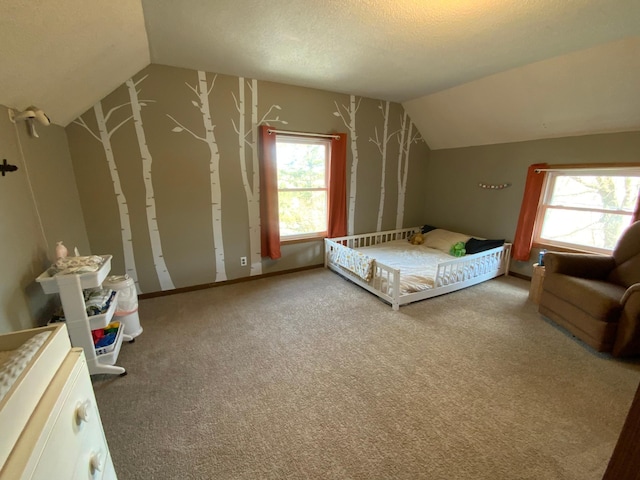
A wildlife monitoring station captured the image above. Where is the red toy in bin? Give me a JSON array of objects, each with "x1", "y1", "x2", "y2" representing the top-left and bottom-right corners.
[{"x1": 102, "y1": 275, "x2": 143, "y2": 339}]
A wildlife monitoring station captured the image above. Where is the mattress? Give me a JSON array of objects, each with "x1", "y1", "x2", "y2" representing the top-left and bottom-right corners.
[{"x1": 357, "y1": 239, "x2": 452, "y2": 293}]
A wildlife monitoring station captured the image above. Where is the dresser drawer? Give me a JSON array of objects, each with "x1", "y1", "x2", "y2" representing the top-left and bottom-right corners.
[
  {"x1": 1, "y1": 349, "x2": 115, "y2": 480},
  {"x1": 32, "y1": 353, "x2": 111, "y2": 480}
]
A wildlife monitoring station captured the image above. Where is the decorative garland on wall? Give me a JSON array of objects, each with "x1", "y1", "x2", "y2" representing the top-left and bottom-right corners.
[{"x1": 478, "y1": 182, "x2": 511, "y2": 190}]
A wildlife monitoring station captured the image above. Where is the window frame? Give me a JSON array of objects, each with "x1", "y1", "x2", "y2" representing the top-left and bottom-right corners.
[
  {"x1": 275, "y1": 134, "x2": 331, "y2": 242},
  {"x1": 533, "y1": 166, "x2": 640, "y2": 254}
]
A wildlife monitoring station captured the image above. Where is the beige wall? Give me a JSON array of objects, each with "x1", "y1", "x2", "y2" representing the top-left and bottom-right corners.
[
  {"x1": 17, "y1": 121, "x2": 91, "y2": 259},
  {"x1": 66, "y1": 64, "x2": 430, "y2": 294},
  {"x1": 4, "y1": 71, "x2": 636, "y2": 332},
  {"x1": 424, "y1": 131, "x2": 640, "y2": 276},
  {"x1": 0, "y1": 105, "x2": 89, "y2": 333}
]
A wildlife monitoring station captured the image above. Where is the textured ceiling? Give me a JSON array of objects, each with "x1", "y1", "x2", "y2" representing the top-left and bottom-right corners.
[
  {"x1": 143, "y1": 0, "x2": 640, "y2": 102},
  {"x1": 1, "y1": 0, "x2": 639, "y2": 146}
]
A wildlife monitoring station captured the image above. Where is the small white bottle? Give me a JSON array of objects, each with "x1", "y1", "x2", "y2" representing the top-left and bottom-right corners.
[{"x1": 55, "y1": 241, "x2": 68, "y2": 259}]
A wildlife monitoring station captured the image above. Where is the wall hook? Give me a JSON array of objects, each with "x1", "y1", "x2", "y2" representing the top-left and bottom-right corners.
[{"x1": 1, "y1": 159, "x2": 18, "y2": 176}]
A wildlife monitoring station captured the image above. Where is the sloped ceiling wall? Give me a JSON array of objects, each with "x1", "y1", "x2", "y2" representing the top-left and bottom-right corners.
[
  {"x1": 404, "y1": 37, "x2": 640, "y2": 149},
  {"x1": 0, "y1": 0, "x2": 149, "y2": 126}
]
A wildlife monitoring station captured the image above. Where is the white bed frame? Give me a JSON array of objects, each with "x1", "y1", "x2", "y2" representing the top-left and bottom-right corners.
[{"x1": 324, "y1": 227, "x2": 512, "y2": 310}]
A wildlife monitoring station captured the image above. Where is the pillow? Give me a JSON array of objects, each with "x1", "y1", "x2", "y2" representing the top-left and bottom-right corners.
[
  {"x1": 423, "y1": 229, "x2": 471, "y2": 253},
  {"x1": 465, "y1": 238, "x2": 505, "y2": 254},
  {"x1": 449, "y1": 241, "x2": 466, "y2": 257},
  {"x1": 421, "y1": 224, "x2": 437, "y2": 234}
]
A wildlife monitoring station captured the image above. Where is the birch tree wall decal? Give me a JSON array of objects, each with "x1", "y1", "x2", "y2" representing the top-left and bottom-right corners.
[
  {"x1": 231, "y1": 77, "x2": 288, "y2": 276},
  {"x1": 334, "y1": 95, "x2": 362, "y2": 235},
  {"x1": 126, "y1": 75, "x2": 175, "y2": 291},
  {"x1": 369, "y1": 100, "x2": 397, "y2": 232},
  {"x1": 166, "y1": 70, "x2": 227, "y2": 282},
  {"x1": 395, "y1": 111, "x2": 422, "y2": 229},
  {"x1": 73, "y1": 103, "x2": 142, "y2": 292}
]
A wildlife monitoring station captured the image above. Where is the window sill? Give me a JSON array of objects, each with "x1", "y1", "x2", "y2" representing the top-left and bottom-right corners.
[
  {"x1": 280, "y1": 235, "x2": 326, "y2": 246},
  {"x1": 532, "y1": 242, "x2": 611, "y2": 256}
]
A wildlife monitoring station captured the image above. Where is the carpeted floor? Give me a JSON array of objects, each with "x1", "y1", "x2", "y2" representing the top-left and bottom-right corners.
[{"x1": 92, "y1": 269, "x2": 640, "y2": 480}]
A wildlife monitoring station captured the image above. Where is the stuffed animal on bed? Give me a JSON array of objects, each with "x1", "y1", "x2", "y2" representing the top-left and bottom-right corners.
[
  {"x1": 408, "y1": 233, "x2": 425, "y2": 245},
  {"x1": 449, "y1": 241, "x2": 466, "y2": 257}
]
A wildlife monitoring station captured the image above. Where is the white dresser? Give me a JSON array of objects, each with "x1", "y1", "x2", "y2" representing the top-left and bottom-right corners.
[{"x1": 0, "y1": 324, "x2": 116, "y2": 479}]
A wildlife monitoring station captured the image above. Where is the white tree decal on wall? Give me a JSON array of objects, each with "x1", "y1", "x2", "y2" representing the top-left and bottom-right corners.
[
  {"x1": 126, "y1": 75, "x2": 175, "y2": 291},
  {"x1": 167, "y1": 71, "x2": 227, "y2": 282},
  {"x1": 395, "y1": 111, "x2": 422, "y2": 229},
  {"x1": 73, "y1": 103, "x2": 142, "y2": 291},
  {"x1": 231, "y1": 77, "x2": 288, "y2": 276},
  {"x1": 369, "y1": 100, "x2": 397, "y2": 232},
  {"x1": 334, "y1": 95, "x2": 362, "y2": 235}
]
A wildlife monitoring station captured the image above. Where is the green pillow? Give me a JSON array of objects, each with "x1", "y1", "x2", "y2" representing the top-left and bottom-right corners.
[{"x1": 449, "y1": 241, "x2": 466, "y2": 257}]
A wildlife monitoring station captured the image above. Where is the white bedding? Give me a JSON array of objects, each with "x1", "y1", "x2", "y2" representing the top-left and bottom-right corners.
[
  {"x1": 357, "y1": 239, "x2": 453, "y2": 293},
  {"x1": 356, "y1": 239, "x2": 502, "y2": 295}
]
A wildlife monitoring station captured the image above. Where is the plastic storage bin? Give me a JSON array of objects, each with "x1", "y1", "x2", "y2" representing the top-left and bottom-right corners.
[
  {"x1": 102, "y1": 275, "x2": 142, "y2": 339},
  {"x1": 94, "y1": 322, "x2": 122, "y2": 355}
]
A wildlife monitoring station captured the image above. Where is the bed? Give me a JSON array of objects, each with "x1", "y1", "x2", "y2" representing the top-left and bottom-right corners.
[{"x1": 324, "y1": 226, "x2": 512, "y2": 310}]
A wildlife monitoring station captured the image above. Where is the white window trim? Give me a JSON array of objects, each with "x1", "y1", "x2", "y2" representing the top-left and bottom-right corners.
[
  {"x1": 533, "y1": 167, "x2": 640, "y2": 254},
  {"x1": 276, "y1": 135, "x2": 330, "y2": 241}
]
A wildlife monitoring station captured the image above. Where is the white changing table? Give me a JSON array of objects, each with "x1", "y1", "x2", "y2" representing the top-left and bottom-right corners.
[{"x1": 0, "y1": 324, "x2": 116, "y2": 479}]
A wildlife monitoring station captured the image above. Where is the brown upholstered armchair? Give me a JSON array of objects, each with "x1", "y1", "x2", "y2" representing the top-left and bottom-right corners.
[{"x1": 539, "y1": 221, "x2": 640, "y2": 357}]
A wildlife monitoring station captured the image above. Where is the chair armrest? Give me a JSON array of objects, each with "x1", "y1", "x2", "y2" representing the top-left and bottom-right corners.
[
  {"x1": 613, "y1": 284, "x2": 640, "y2": 357},
  {"x1": 621, "y1": 283, "x2": 640, "y2": 305},
  {"x1": 543, "y1": 252, "x2": 616, "y2": 279}
]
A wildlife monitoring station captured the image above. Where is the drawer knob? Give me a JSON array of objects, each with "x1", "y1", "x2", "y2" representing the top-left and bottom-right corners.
[
  {"x1": 75, "y1": 399, "x2": 91, "y2": 424},
  {"x1": 90, "y1": 451, "x2": 104, "y2": 474}
]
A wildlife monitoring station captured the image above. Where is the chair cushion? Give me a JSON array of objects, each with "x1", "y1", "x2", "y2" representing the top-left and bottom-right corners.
[{"x1": 543, "y1": 273, "x2": 626, "y2": 322}]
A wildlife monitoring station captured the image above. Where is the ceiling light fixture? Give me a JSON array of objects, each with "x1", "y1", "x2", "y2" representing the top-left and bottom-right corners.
[{"x1": 8, "y1": 106, "x2": 51, "y2": 138}]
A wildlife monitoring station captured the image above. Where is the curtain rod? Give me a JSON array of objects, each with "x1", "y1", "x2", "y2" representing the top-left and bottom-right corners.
[
  {"x1": 535, "y1": 167, "x2": 640, "y2": 173},
  {"x1": 267, "y1": 128, "x2": 340, "y2": 140}
]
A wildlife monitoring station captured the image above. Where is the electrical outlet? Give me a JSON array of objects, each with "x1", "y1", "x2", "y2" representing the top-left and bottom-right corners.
[{"x1": 240, "y1": 256, "x2": 247, "y2": 267}]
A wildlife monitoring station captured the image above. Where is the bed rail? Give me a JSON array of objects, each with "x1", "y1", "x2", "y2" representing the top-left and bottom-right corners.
[
  {"x1": 434, "y1": 244, "x2": 511, "y2": 287},
  {"x1": 327, "y1": 227, "x2": 420, "y2": 249},
  {"x1": 324, "y1": 238, "x2": 401, "y2": 308}
]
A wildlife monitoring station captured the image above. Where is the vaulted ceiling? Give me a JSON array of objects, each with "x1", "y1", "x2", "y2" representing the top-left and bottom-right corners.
[{"x1": 1, "y1": 0, "x2": 639, "y2": 148}]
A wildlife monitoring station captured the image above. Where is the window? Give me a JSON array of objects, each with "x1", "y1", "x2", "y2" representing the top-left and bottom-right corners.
[
  {"x1": 534, "y1": 168, "x2": 640, "y2": 253},
  {"x1": 275, "y1": 135, "x2": 330, "y2": 240},
  {"x1": 259, "y1": 125, "x2": 346, "y2": 260}
]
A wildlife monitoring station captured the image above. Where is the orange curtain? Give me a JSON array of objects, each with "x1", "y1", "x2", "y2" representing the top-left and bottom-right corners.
[
  {"x1": 633, "y1": 188, "x2": 640, "y2": 224},
  {"x1": 328, "y1": 133, "x2": 347, "y2": 238},
  {"x1": 512, "y1": 163, "x2": 547, "y2": 261},
  {"x1": 259, "y1": 125, "x2": 281, "y2": 259}
]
